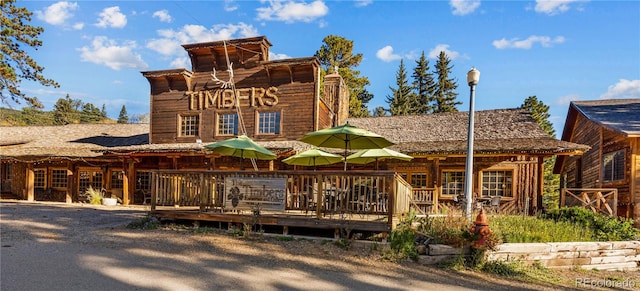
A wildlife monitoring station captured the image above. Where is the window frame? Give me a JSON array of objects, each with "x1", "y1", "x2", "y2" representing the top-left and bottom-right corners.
[
  {"x1": 34, "y1": 169, "x2": 46, "y2": 189},
  {"x1": 602, "y1": 149, "x2": 625, "y2": 183},
  {"x1": 178, "y1": 113, "x2": 200, "y2": 137},
  {"x1": 215, "y1": 112, "x2": 238, "y2": 136},
  {"x1": 479, "y1": 168, "x2": 515, "y2": 198},
  {"x1": 110, "y1": 169, "x2": 124, "y2": 190},
  {"x1": 255, "y1": 110, "x2": 282, "y2": 135},
  {"x1": 440, "y1": 169, "x2": 465, "y2": 197},
  {"x1": 135, "y1": 171, "x2": 153, "y2": 191},
  {"x1": 51, "y1": 169, "x2": 68, "y2": 189}
]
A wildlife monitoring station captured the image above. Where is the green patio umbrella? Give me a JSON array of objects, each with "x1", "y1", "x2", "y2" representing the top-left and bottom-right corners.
[
  {"x1": 300, "y1": 122, "x2": 394, "y2": 170},
  {"x1": 282, "y1": 148, "x2": 344, "y2": 168},
  {"x1": 204, "y1": 135, "x2": 276, "y2": 170},
  {"x1": 346, "y1": 148, "x2": 413, "y2": 170}
]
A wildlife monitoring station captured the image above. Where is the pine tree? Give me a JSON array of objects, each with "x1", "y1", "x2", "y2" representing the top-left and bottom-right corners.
[
  {"x1": 373, "y1": 106, "x2": 387, "y2": 117},
  {"x1": 386, "y1": 59, "x2": 415, "y2": 116},
  {"x1": 101, "y1": 104, "x2": 107, "y2": 118},
  {"x1": 117, "y1": 105, "x2": 129, "y2": 124},
  {"x1": 520, "y1": 96, "x2": 559, "y2": 211},
  {"x1": 1, "y1": 0, "x2": 59, "y2": 107},
  {"x1": 53, "y1": 94, "x2": 80, "y2": 125},
  {"x1": 315, "y1": 35, "x2": 372, "y2": 117},
  {"x1": 411, "y1": 51, "x2": 436, "y2": 114},
  {"x1": 433, "y1": 51, "x2": 460, "y2": 113}
]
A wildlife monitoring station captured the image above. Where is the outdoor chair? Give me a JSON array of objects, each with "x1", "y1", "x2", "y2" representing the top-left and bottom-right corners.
[{"x1": 489, "y1": 196, "x2": 501, "y2": 213}]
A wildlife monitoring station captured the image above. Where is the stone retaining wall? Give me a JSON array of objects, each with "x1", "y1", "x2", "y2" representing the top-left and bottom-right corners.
[{"x1": 419, "y1": 241, "x2": 640, "y2": 271}]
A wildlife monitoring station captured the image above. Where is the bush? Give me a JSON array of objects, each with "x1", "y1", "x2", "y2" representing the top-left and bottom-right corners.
[
  {"x1": 415, "y1": 210, "x2": 473, "y2": 247},
  {"x1": 388, "y1": 212, "x2": 418, "y2": 260},
  {"x1": 85, "y1": 186, "x2": 103, "y2": 205},
  {"x1": 541, "y1": 207, "x2": 638, "y2": 241}
]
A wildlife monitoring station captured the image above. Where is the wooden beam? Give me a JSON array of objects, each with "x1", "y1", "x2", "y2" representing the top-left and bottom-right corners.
[{"x1": 26, "y1": 163, "x2": 34, "y2": 202}]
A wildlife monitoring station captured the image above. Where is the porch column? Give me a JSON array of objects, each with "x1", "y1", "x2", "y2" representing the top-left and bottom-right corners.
[
  {"x1": 536, "y1": 157, "x2": 544, "y2": 213},
  {"x1": 123, "y1": 159, "x2": 135, "y2": 205},
  {"x1": 26, "y1": 163, "x2": 34, "y2": 202},
  {"x1": 66, "y1": 161, "x2": 73, "y2": 203}
]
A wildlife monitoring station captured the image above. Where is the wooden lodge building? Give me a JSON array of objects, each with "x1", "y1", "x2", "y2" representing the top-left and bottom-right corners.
[
  {"x1": 1, "y1": 36, "x2": 589, "y2": 233},
  {"x1": 554, "y1": 99, "x2": 640, "y2": 223}
]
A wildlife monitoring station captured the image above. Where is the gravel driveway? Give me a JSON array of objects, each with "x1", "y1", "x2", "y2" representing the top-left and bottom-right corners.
[{"x1": 1, "y1": 201, "x2": 581, "y2": 291}]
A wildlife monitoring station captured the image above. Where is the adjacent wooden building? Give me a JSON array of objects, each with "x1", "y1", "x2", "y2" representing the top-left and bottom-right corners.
[
  {"x1": 554, "y1": 99, "x2": 640, "y2": 220},
  {"x1": 1, "y1": 36, "x2": 589, "y2": 221}
]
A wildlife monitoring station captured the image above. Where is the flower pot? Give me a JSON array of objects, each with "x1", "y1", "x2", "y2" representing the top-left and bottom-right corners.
[{"x1": 102, "y1": 197, "x2": 118, "y2": 206}]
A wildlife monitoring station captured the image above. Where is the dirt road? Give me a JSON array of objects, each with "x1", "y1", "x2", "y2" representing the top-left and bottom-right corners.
[{"x1": 0, "y1": 201, "x2": 602, "y2": 290}]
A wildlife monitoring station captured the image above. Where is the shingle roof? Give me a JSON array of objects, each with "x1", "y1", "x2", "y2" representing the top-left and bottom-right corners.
[
  {"x1": 1, "y1": 108, "x2": 588, "y2": 159},
  {"x1": 0, "y1": 124, "x2": 149, "y2": 158},
  {"x1": 348, "y1": 108, "x2": 589, "y2": 155},
  {"x1": 570, "y1": 99, "x2": 640, "y2": 137}
]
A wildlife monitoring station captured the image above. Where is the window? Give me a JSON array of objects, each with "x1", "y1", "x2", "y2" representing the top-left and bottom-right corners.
[
  {"x1": 257, "y1": 111, "x2": 281, "y2": 134},
  {"x1": 136, "y1": 171, "x2": 152, "y2": 191},
  {"x1": 441, "y1": 170, "x2": 465, "y2": 196},
  {"x1": 79, "y1": 170, "x2": 103, "y2": 194},
  {"x1": 180, "y1": 115, "x2": 199, "y2": 137},
  {"x1": 481, "y1": 170, "x2": 513, "y2": 197},
  {"x1": 51, "y1": 169, "x2": 68, "y2": 188},
  {"x1": 111, "y1": 170, "x2": 124, "y2": 189},
  {"x1": 218, "y1": 113, "x2": 238, "y2": 135},
  {"x1": 34, "y1": 169, "x2": 46, "y2": 188},
  {"x1": 603, "y1": 150, "x2": 625, "y2": 182},
  {"x1": 1, "y1": 163, "x2": 11, "y2": 180},
  {"x1": 410, "y1": 173, "x2": 427, "y2": 188}
]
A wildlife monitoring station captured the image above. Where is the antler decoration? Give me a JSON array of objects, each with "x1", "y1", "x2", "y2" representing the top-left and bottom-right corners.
[{"x1": 211, "y1": 63, "x2": 234, "y2": 89}]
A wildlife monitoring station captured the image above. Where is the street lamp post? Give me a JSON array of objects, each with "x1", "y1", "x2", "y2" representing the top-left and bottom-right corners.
[{"x1": 464, "y1": 67, "x2": 480, "y2": 221}]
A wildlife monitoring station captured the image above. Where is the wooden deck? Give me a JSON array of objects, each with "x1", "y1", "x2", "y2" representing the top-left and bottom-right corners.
[{"x1": 149, "y1": 170, "x2": 420, "y2": 236}]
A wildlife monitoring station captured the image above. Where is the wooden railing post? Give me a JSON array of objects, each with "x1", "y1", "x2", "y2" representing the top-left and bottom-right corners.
[
  {"x1": 151, "y1": 172, "x2": 157, "y2": 211},
  {"x1": 315, "y1": 173, "x2": 323, "y2": 219}
]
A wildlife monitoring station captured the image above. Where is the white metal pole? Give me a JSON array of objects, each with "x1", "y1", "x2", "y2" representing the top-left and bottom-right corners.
[{"x1": 464, "y1": 67, "x2": 479, "y2": 221}]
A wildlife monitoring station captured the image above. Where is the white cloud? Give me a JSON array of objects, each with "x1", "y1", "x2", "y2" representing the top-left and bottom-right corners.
[
  {"x1": 35, "y1": 1, "x2": 78, "y2": 26},
  {"x1": 600, "y1": 79, "x2": 640, "y2": 99},
  {"x1": 269, "y1": 52, "x2": 291, "y2": 60},
  {"x1": 256, "y1": 0, "x2": 329, "y2": 23},
  {"x1": 225, "y1": 0, "x2": 239, "y2": 12},
  {"x1": 78, "y1": 36, "x2": 148, "y2": 70},
  {"x1": 96, "y1": 6, "x2": 127, "y2": 28},
  {"x1": 72, "y1": 22, "x2": 84, "y2": 30},
  {"x1": 355, "y1": 0, "x2": 372, "y2": 7},
  {"x1": 535, "y1": 0, "x2": 586, "y2": 15},
  {"x1": 152, "y1": 10, "x2": 172, "y2": 23},
  {"x1": 492, "y1": 35, "x2": 565, "y2": 49},
  {"x1": 147, "y1": 23, "x2": 259, "y2": 66},
  {"x1": 376, "y1": 46, "x2": 402, "y2": 62},
  {"x1": 450, "y1": 0, "x2": 481, "y2": 16},
  {"x1": 556, "y1": 94, "x2": 580, "y2": 106},
  {"x1": 427, "y1": 44, "x2": 460, "y2": 60},
  {"x1": 170, "y1": 57, "x2": 190, "y2": 69}
]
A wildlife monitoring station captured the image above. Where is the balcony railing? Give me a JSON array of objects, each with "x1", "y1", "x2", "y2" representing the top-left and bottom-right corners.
[{"x1": 560, "y1": 188, "x2": 618, "y2": 216}]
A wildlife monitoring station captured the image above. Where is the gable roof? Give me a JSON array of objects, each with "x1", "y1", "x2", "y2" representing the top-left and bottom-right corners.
[
  {"x1": 562, "y1": 99, "x2": 640, "y2": 138},
  {"x1": 348, "y1": 108, "x2": 589, "y2": 156}
]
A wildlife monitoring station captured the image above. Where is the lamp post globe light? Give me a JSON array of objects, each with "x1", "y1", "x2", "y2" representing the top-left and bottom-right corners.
[{"x1": 464, "y1": 67, "x2": 480, "y2": 221}]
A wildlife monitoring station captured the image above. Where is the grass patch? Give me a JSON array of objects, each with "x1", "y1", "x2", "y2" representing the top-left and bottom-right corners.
[
  {"x1": 126, "y1": 216, "x2": 160, "y2": 230},
  {"x1": 489, "y1": 215, "x2": 595, "y2": 243}
]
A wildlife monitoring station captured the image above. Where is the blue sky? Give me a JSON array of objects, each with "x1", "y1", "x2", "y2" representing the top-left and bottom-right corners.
[{"x1": 13, "y1": 0, "x2": 640, "y2": 137}]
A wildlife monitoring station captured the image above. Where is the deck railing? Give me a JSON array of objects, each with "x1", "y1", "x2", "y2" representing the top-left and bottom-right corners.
[
  {"x1": 560, "y1": 188, "x2": 618, "y2": 216},
  {"x1": 411, "y1": 187, "x2": 438, "y2": 214},
  {"x1": 150, "y1": 170, "x2": 412, "y2": 221}
]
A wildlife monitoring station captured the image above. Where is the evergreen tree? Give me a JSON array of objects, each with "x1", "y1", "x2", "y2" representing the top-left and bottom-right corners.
[
  {"x1": 53, "y1": 94, "x2": 80, "y2": 125},
  {"x1": 101, "y1": 104, "x2": 107, "y2": 118},
  {"x1": 386, "y1": 59, "x2": 415, "y2": 116},
  {"x1": 315, "y1": 35, "x2": 372, "y2": 117},
  {"x1": 1, "y1": 0, "x2": 59, "y2": 107},
  {"x1": 373, "y1": 107, "x2": 387, "y2": 117},
  {"x1": 117, "y1": 105, "x2": 129, "y2": 123},
  {"x1": 80, "y1": 103, "x2": 103, "y2": 123},
  {"x1": 411, "y1": 51, "x2": 436, "y2": 114},
  {"x1": 433, "y1": 51, "x2": 461, "y2": 113},
  {"x1": 520, "y1": 96, "x2": 559, "y2": 211}
]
